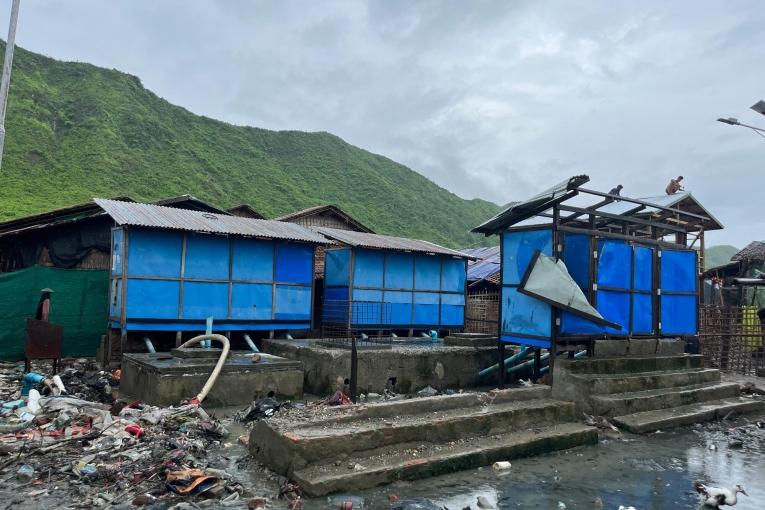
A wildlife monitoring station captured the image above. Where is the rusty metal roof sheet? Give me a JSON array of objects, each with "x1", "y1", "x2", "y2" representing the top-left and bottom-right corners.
[
  {"x1": 95, "y1": 199, "x2": 329, "y2": 244},
  {"x1": 312, "y1": 226, "x2": 475, "y2": 259}
]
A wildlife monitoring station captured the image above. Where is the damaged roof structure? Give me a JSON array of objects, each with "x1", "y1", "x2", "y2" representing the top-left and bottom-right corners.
[{"x1": 472, "y1": 175, "x2": 717, "y2": 362}]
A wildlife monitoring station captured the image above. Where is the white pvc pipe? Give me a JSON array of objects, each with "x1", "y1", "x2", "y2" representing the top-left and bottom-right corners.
[
  {"x1": 243, "y1": 333, "x2": 259, "y2": 353},
  {"x1": 285, "y1": 333, "x2": 294, "y2": 340},
  {"x1": 177, "y1": 333, "x2": 230, "y2": 404}
]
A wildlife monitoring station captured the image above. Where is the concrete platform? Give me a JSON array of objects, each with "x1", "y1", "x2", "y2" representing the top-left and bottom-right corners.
[
  {"x1": 443, "y1": 333, "x2": 497, "y2": 347},
  {"x1": 249, "y1": 386, "x2": 597, "y2": 496},
  {"x1": 120, "y1": 350, "x2": 303, "y2": 406},
  {"x1": 262, "y1": 338, "x2": 497, "y2": 395},
  {"x1": 553, "y1": 350, "x2": 764, "y2": 433}
]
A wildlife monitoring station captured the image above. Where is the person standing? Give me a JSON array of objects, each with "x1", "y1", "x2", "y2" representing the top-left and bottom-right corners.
[
  {"x1": 35, "y1": 288, "x2": 53, "y2": 321},
  {"x1": 665, "y1": 175, "x2": 684, "y2": 195}
]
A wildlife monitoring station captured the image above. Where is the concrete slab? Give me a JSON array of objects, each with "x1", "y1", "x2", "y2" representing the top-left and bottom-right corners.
[
  {"x1": 593, "y1": 339, "x2": 628, "y2": 357},
  {"x1": 262, "y1": 338, "x2": 497, "y2": 394},
  {"x1": 656, "y1": 338, "x2": 685, "y2": 355},
  {"x1": 628, "y1": 338, "x2": 657, "y2": 356},
  {"x1": 612, "y1": 398, "x2": 765, "y2": 433},
  {"x1": 120, "y1": 351, "x2": 303, "y2": 406},
  {"x1": 589, "y1": 382, "x2": 741, "y2": 416},
  {"x1": 444, "y1": 334, "x2": 497, "y2": 347}
]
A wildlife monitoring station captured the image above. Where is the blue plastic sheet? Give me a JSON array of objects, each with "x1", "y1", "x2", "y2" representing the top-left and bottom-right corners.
[
  {"x1": 231, "y1": 283, "x2": 272, "y2": 320},
  {"x1": 441, "y1": 258, "x2": 466, "y2": 292},
  {"x1": 353, "y1": 249, "x2": 384, "y2": 287},
  {"x1": 413, "y1": 292, "x2": 439, "y2": 324},
  {"x1": 661, "y1": 295, "x2": 697, "y2": 334},
  {"x1": 275, "y1": 243, "x2": 313, "y2": 284},
  {"x1": 183, "y1": 281, "x2": 228, "y2": 319},
  {"x1": 274, "y1": 285, "x2": 311, "y2": 320},
  {"x1": 415, "y1": 255, "x2": 441, "y2": 291},
  {"x1": 324, "y1": 249, "x2": 350, "y2": 286},
  {"x1": 185, "y1": 234, "x2": 230, "y2": 280},
  {"x1": 232, "y1": 239, "x2": 273, "y2": 281},
  {"x1": 562, "y1": 233, "x2": 590, "y2": 289},
  {"x1": 596, "y1": 290, "x2": 629, "y2": 334},
  {"x1": 501, "y1": 229, "x2": 552, "y2": 285},
  {"x1": 661, "y1": 250, "x2": 697, "y2": 292},
  {"x1": 633, "y1": 246, "x2": 653, "y2": 291},
  {"x1": 384, "y1": 290, "x2": 413, "y2": 324},
  {"x1": 126, "y1": 279, "x2": 179, "y2": 319},
  {"x1": 597, "y1": 240, "x2": 631, "y2": 289},
  {"x1": 632, "y1": 293, "x2": 653, "y2": 333},
  {"x1": 127, "y1": 229, "x2": 182, "y2": 278},
  {"x1": 384, "y1": 253, "x2": 414, "y2": 289}
]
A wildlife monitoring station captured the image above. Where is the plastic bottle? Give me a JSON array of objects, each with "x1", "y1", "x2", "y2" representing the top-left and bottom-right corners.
[{"x1": 27, "y1": 389, "x2": 41, "y2": 414}]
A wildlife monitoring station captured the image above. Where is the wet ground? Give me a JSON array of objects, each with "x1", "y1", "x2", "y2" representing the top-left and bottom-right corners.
[{"x1": 299, "y1": 412, "x2": 765, "y2": 510}]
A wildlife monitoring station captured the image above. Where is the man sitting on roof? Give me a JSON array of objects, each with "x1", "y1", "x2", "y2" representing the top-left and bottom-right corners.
[
  {"x1": 665, "y1": 175, "x2": 684, "y2": 195},
  {"x1": 608, "y1": 184, "x2": 623, "y2": 196}
]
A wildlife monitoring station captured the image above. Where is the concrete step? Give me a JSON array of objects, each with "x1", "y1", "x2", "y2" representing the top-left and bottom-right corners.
[
  {"x1": 569, "y1": 368, "x2": 721, "y2": 395},
  {"x1": 590, "y1": 382, "x2": 740, "y2": 416},
  {"x1": 562, "y1": 354, "x2": 703, "y2": 375},
  {"x1": 291, "y1": 422, "x2": 598, "y2": 496},
  {"x1": 612, "y1": 398, "x2": 765, "y2": 433}
]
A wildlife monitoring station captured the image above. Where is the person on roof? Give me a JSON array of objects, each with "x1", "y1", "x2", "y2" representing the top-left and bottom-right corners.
[
  {"x1": 665, "y1": 175, "x2": 684, "y2": 195},
  {"x1": 608, "y1": 184, "x2": 623, "y2": 196}
]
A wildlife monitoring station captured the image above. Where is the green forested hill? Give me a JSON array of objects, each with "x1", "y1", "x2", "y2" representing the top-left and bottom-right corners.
[{"x1": 0, "y1": 42, "x2": 500, "y2": 248}]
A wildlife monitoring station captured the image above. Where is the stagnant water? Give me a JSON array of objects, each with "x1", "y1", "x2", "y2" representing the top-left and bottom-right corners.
[{"x1": 300, "y1": 413, "x2": 765, "y2": 510}]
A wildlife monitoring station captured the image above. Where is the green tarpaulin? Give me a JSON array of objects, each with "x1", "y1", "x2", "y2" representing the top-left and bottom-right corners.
[{"x1": 0, "y1": 266, "x2": 109, "y2": 360}]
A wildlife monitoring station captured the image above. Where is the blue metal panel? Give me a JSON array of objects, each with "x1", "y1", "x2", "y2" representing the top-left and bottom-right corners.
[
  {"x1": 633, "y1": 246, "x2": 653, "y2": 291},
  {"x1": 353, "y1": 249, "x2": 384, "y2": 288},
  {"x1": 413, "y1": 292, "x2": 439, "y2": 324},
  {"x1": 353, "y1": 289, "x2": 383, "y2": 301},
  {"x1": 274, "y1": 285, "x2": 312, "y2": 320},
  {"x1": 111, "y1": 228, "x2": 123, "y2": 276},
  {"x1": 500, "y1": 335, "x2": 551, "y2": 348},
  {"x1": 501, "y1": 229, "x2": 552, "y2": 285},
  {"x1": 561, "y1": 311, "x2": 605, "y2": 334},
  {"x1": 596, "y1": 290, "x2": 630, "y2": 334},
  {"x1": 414, "y1": 255, "x2": 441, "y2": 291},
  {"x1": 383, "y1": 290, "x2": 412, "y2": 324},
  {"x1": 127, "y1": 229, "x2": 183, "y2": 277},
  {"x1": 275, "y1": 243, "x2": 313, "y2": 284},
  {"x1": 323, "y1": 286, "x2": 349, "y2": 323},
  {"x1": 123, "y1": 321, "x2": 310, "y2": 332},
  {"x1": 384, "y1": 253, "x2": 414, "y2": 289},
  {"x1": 231, "y1": 283, "x2": 272, "y2": 320},
  {"x1": 661, "y1": 250, "x2": 697, "y2": 292},
  {"x1": 126, "y1": 279, "x2": 179, "y2": 319},
  {"x1": 324, "y1": 248, "x2": 351, "y2": 287},
  {"x1": 440, "y1": 293, "x2": 465, "y2": 326},
  {"x1": 182, "y1": 281, "x2": 229, "y2": 319},
  {"x1": 632, "y1": 293, "x2": 653, "y2": 334},
  {"x1": 597, "y1": 241, "x2": 631, "y2": 289},
  {"x1": 661, "y1": 295, "x2": 697, "y2": 334},
  {"x1": 184, "y1": 233, "x2": 230, "y2": 280},
  {"x1": 441, "y1": 258, "x2": 466, "y2": 292},
  {"x1": 501, "y1": 287, "x2": 551, "y2": 338},
  {"x1": 562, "y1": 233, "x2": 590, "y2": 289},
  {"x1": 232, "y1": 238, "x2": 273, "y2": 281}
]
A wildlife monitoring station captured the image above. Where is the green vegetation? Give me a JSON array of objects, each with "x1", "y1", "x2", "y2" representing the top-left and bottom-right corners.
[
  {"x1": 704, "y1": 244, "x2": 739, "y2": 270},
  {"x1": 0, "y1": 42, "x2": 500, "y2": 248}
]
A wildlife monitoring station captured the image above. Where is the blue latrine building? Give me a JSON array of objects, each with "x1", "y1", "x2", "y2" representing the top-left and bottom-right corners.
[
  {"x1": 316, "y1": 227, "x2": 473, "y2": 335},
  {"x1": 472, "y1": 176, "x2": 722, "y2": 381},
  {"x1": 95, "y1": 199, "x2": 329, "y2": 351}
]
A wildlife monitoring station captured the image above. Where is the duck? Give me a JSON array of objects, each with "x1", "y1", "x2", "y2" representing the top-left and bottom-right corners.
[{"x1": 694, "y1": 481, "x2": 748, "y2": 507}]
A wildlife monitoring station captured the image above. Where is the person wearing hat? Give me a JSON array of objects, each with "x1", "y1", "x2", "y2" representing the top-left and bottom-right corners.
[{"x1": 35, "y1": 288, "x2": 53, "y2": 322}]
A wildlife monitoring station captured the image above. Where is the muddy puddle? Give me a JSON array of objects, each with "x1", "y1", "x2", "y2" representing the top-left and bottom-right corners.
[{"x1": 300, "y1": 413, "x2": 765, "y2": 510}]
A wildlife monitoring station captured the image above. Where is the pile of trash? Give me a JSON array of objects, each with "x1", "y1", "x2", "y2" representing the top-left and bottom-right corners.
[{"x1": 0, "y1": 360, "x2": 267, "y2": 508}]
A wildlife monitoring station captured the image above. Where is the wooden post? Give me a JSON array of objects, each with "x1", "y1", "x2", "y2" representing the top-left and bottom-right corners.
[
  {"x1": 350, "y1": 337, "x2": 358, "y2": 403},
  {"x1": 497, "y1": 340, "x2": 505, "y2": 389}
]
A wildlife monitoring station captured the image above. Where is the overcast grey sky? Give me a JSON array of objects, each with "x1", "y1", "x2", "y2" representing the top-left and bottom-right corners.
[{"x1": 3, "y1": 1, "x2": 763, "y2": 246}]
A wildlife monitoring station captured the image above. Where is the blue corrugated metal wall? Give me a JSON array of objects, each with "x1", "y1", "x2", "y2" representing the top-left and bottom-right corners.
[
  {"x1": 109, "y1": 227, "x2": 315, "y2": 331},
  {"x1": 323, "y1": 247, "x2": 466, "y2": 329}
]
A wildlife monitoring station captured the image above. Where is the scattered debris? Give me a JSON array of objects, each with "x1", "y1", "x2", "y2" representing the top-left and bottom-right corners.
[
  {"x1": 416, "y1": 386, "x2": 439, "y2": 398},
  {"x1": 491, "y1": 461, "x2": 511, "y2": 471}
]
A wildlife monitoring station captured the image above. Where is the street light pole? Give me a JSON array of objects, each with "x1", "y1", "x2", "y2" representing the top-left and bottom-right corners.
[
  {"x1": 0, "y1": 0, "x2": 20, "y2": 171},
  {"x1": 716, "y1": 116, "x2": 765, "y2": 140}
]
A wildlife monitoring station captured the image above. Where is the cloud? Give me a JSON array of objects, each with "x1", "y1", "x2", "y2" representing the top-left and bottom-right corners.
[{"x1": 3, "y1": 0, "x2": 763, "y2": 247}]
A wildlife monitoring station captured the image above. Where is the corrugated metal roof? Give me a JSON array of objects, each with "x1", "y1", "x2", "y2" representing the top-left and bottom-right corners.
[
  {"x1": 461, "y1": 246, "x2": 501, "y2": 282},
  {"x1": 597, "y1": 192, "x2": 722, "y2": 230},
  {"x1": 95, "y1": 199, "x2": 330, "y2": 244},
  {"x1": 472, "y1": 175, "x2": 590, "y2": 234},
  {"x1": 313, "y1": 226, "x2": 475, "y2": 258}
]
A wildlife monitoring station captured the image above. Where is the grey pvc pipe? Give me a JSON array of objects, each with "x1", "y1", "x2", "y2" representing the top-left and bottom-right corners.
[
  {"x1": 143, "y1": 336, "x2": 156, "y2": 354},
  {"x1": 243, "y1": 334, "x2": 259, "y2": 353}
]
